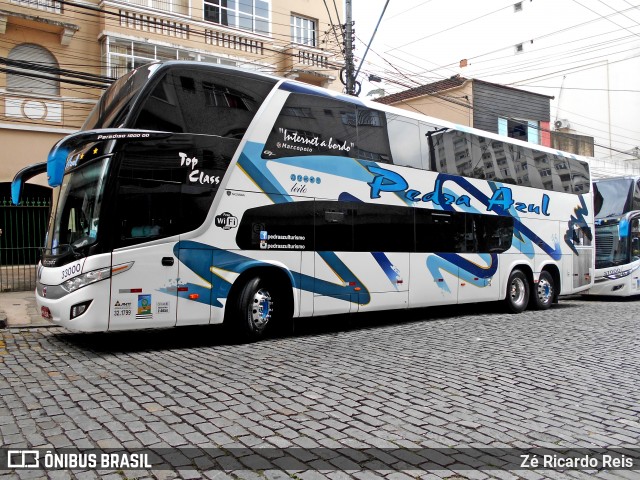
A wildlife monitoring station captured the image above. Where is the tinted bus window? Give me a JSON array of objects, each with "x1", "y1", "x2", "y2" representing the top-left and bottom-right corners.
[
  {"x1": 315, "y1": 202, "x2": 354, "y2": 251},
  {"x1": 353, "y1": 203, "x2": 413, "y2": 252},
  {"x1": 263, "y1": 94, "x2": 358, "y2": 160},
  {"x1": 415, "y1": 209, "x2": 513, "y2": 253},
  {"x1": 236, "y1": 202, "x2": 314, "y2": 251},
  {"x1": 113, "y1": 136, "x2": 233, "y2": 248},
  {"x1": 387, "y1": 115, "x2": 422, "y2": 169},
  {"x1": 133, "y1": 68, "x2": 275, "y2": 137},
  {"x1": 426, "y1": 127, "x2": 590, "y2": 195},
  {"x1": 353, "y1": 107, "x2": 392, "y2": 164}
]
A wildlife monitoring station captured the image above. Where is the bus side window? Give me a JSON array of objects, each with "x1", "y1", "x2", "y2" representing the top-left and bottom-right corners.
[
  {"x1": 262, "y1": 94, "x2": 358, "y2": 160},
  {"x1": 354, "y1": 107, "x2": 392, "y2": 164},
  {"x1": 387, "y1": 115, "x2": 421, "y2": 169},
  {"x1": 415, "y1": 209, "x2": 463, "y2": 253},
  {"x1": 315, "y1": 202, "x2": 354, "y2": 252}
]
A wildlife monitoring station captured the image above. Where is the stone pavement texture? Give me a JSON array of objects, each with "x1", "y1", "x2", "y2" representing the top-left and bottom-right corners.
[{"x1": 0, "y1": 294, "x2": 639, "y2": 480}]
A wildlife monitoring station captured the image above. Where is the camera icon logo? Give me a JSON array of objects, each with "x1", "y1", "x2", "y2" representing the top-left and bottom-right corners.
[{"x1": 7, "y1": 450, "x2": 39, "y2": 468}]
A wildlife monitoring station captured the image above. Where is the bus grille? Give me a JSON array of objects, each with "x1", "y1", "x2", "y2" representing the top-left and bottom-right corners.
[{"x1": 596, "y1": 232, "x2": 614, "y2": 257}]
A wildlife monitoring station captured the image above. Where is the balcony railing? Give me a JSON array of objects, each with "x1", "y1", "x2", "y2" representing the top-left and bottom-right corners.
[
  {"x1": 119, "y1": 10, "x2": 189, "y2": 39},
  {"x1": 204, "y1": 30, "x2": 264, "y2": 55},
  {"x1": 295, "y1": 49, "x2": 329, "y2": 68},
  {"x1": 10, "y1": 0, "x2": 61, "y2": 14}
]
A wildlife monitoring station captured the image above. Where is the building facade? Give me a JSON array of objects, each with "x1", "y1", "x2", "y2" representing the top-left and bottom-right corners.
[
  {"x1": 376, "y1": 75, "x2": 555, "y2": 148},
  {"x1": 0, "y1": 0, "x2": 345, "y2": 193}
]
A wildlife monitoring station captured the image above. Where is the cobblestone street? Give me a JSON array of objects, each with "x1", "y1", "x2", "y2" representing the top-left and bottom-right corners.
[{"x1": 0, "y1": 296, "x2": 639, "y2": 479}]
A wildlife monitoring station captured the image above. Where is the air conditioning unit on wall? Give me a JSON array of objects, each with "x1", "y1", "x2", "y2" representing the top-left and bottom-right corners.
[{"x1": 554, "y1": 119, "x2": 570, "y2": 130}]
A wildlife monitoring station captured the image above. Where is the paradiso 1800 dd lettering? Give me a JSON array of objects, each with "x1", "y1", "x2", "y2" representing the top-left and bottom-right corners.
[{"x1": 367, "y1": 166, "x2": 550, "y2": 216}]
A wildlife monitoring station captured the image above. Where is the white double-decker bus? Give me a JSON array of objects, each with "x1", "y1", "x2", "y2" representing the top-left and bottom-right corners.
[
  {"x1": 587, "y1": 176, "x2": 640, "y2": 296},
  {"x1": 13, "y1": 62, "x2": 595, "y2": 340}
]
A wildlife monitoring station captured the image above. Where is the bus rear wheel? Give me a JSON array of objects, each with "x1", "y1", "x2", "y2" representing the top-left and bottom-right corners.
[
  {"x1": 505, "y1": 269, "x2": 529, "y2": 313},
  {"x1": 530, "y1": 271, "x2": 554, "y2": 310},
  {"x1": 233, "y1": 276, "x2": 277, "y2": 341}
]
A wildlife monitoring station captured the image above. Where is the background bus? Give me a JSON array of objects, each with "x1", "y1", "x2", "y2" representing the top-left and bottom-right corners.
[
  {"x1": 587, "y1": 176, "x2": 640, "y2": 296},
  {"x1": 13, "y1": 61, "x2": 594, "y2": 340}
]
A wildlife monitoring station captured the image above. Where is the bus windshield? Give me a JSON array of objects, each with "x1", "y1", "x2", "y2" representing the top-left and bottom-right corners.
[
  {"x1": 594, "y1": 178, "x2": 633, "y2": 218},
  {"x1": 595, "y1": 222, "x2": 631, "y2": 269},
  {"x1": 46, "y1": 157, "x2": 110, "y2": 256}
]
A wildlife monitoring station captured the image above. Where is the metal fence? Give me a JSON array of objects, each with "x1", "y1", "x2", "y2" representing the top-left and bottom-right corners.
[{"x1": 0, "y1": 197, "x2": 51, "y2": 292}]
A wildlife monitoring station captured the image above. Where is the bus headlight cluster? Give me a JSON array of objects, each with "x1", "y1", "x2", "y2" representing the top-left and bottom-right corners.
[{"x1": 60, "y1": 262, "x2": 133, "y2": 293}]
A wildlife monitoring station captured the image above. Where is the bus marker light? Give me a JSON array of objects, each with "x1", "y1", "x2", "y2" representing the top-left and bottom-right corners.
[
  {"x1": 354, "y1": 287, "x2": 361, "y2": 291},
  {"x1": 130, "y1": 288, "x2": 143, "y2": 293},
  {"x1": 348, "y1": 282, "x2": 356, "y2": 286},
  {"x1": 41, "y1": 307, "x2": 51, "y2": 319},
  {"x1": 460, "y1": 283, "x2": 466, "y2": 286},
  {"x1": 188, "y1": 294, "x2": 199, "y2": 300},
  {"x1": 178, "y1": 287, "x2": 189, "y2": 292}
]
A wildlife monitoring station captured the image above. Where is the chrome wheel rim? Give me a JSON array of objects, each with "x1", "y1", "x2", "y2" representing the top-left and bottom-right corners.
[
  {"x1": 537, "y1": 278, "x2": 553, "y2": 304},
  {"x1": 250, "y1": 288, "x2": 272, "y2": 329},
  {"x1": 510, "y1": 277, "x2": 527, "y2": 307}
]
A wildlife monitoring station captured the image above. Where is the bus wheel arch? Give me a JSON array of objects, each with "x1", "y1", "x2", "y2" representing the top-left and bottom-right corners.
[
  {"x1": 531, "y1": 265, "x2": 559, "y2": 310},
  {"x1": 224, "y1": 266, "x2": 294, "y2": 341},
  {"x1": 504, "y1": 265, "x2": 532, "y2": 313}
]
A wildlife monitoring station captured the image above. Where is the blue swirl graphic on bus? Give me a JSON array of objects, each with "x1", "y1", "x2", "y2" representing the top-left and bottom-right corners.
[
  {"x1": 164, "y1": 241, "x2": 371, "y2": 308},
  {"x1": 366, "y1": 167, "x2": 562, "y2": 261},
  {"x1": 563, "y1": 195, "x2": 592, "y2": 255},
  {"x1": 237, "y1": 143, "x2": 563, "y2": 297},
  {"x1": 427, "y1": 253, "x2": 497, "y2": 293}
]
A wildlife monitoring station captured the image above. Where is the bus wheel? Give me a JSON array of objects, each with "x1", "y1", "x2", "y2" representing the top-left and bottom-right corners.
[
  {"x1": 235, "y1": 277, "x2": 275, "y2": 341},
  {"x1": 531, "y1": 271, "x2": 554, "y2": 310},
  {"x1": 505, "y1": 269, "x2": 529, "y2": 313}
]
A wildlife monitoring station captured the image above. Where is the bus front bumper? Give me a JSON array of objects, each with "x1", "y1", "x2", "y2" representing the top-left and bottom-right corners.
[{"x1": 36, "y1": 280, "x2": 111, "y2": 332}]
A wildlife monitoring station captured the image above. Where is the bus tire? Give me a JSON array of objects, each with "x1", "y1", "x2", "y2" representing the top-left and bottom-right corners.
[
  {"x1": 233, "y1": 276, "x2": 276, "y2": 341},
  {"x1": 505, "y1": 269, "x2": 529, "y2": 313},
  {"x1": 530, "y1": 270, "x2": 554, "y2": 310}
]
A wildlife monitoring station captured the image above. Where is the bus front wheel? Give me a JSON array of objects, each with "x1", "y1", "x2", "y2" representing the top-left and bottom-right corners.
[
  {"x1": 530, "y1": 271, "x2": 554, "y2": 310},
  {"x1": 505, "y1": 269, "x2": 529, "y2": 313},
  {"x1": 233, "y1": 276, "x2": 276, "y2": 341}
]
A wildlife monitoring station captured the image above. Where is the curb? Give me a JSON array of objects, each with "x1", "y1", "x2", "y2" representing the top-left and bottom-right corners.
[{"x1": 6, "y1": 323, "x2": 58, "y2": 329}]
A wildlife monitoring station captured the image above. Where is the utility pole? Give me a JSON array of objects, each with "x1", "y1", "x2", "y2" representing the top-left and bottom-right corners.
[{"x1": 343, "y1": 0, "x2": 357, "y2": 96}]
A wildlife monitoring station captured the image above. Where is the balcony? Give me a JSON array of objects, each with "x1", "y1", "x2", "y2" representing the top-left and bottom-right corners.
[
  {"x1": 10, "y1": 0, "x2": 61, "y2": 14},
  {"x1": 283, "y1": 46, "x2": 337, "y2": 87},
  {"x1": 204, "y1": 30, "x2": 264, "y2": 55},
  {"x1": 118, "y1": 9, "x2": 189, "y2": 39}
]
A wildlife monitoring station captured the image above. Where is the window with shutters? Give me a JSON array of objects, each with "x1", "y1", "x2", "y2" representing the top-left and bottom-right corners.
[{"x1": 7, "y1": 44, "x2": 60, "y2": 96}]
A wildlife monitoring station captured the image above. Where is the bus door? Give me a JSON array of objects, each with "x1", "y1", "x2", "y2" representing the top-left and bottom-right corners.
[{"x1": 109, "y1": 242, "x2": 178, "y2": 330}]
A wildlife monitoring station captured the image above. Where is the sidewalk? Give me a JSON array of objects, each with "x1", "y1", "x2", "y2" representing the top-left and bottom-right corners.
[{"x1": 0, "y1": 291, "x2": 54, "y2": 328}]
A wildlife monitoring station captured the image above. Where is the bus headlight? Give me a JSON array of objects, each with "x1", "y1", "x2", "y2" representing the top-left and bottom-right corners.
[{"x1": 60, "y1": 262, "x2": 133, "y2": 293}]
